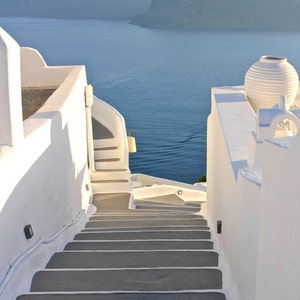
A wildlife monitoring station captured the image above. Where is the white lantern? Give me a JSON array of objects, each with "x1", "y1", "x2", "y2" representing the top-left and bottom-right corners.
[{"x1": 127, "y1": 135, "x2": 137, "y2": 153}]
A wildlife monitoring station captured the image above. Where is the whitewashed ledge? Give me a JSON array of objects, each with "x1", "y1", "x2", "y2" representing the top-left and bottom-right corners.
[
  {"x1": 240, "y1": 167, "x2": 262, "y2": 186},
  {"x1": 266, "y1": 136, "x2": 295, "y2": 148},
  {"x1": 212, "y1": 86, "x2": 256, "y2": 179}
]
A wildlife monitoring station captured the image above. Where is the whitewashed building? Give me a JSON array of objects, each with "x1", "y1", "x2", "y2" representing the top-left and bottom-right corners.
[{"x1": 207, "y1": 56, "x2": 300, "y2": 300}]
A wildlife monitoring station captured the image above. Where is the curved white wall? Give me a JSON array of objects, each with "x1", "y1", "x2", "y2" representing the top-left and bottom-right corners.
[{"x1": 92, "y1": 96, "x2": 129, "y2": 168}]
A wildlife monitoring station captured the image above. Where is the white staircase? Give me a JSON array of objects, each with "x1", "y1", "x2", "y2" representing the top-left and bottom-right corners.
[{"x1": 90, "y1": 96, "x2": 132, "y2": 194}]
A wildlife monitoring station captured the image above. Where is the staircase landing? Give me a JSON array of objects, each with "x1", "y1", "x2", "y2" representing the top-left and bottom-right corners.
[{"x1": 17, "y1": 193, "x2": 226, "y2": 300}]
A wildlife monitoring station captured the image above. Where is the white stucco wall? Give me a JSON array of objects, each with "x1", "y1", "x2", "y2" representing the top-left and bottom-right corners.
[
  {"x1": 207, "y1": 86, "x2": 300, "y2": 300},
  {"x1": 0, "y1": 32, "x2": 92, "y2": 300},
  {"x1": 20, "y1": 47, "x2": 73, "y2": 88},
  {"x1": 0, "y1": 28, "x2": 23, "y2": 146},
  {"x1": 207, "y1": 90, "x2": 244, "y2": 298},
  {"x1": 256, "y1": 136, "x2": 300, "y2": 300},
  {"x1": 236, "y1": 175, "x2": 260, "y2": 300}
]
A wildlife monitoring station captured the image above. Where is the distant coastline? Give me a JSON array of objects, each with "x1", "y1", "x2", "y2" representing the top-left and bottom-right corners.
[
  {"x1": 0, "y1": 0, "x2": 151, "y2": 20},
  {"x1": 1, "y1": 0, "x2": 300, "y2": 31},
  {"x1": 132, "y1": 0, "x2": 300, "y2": 31}
]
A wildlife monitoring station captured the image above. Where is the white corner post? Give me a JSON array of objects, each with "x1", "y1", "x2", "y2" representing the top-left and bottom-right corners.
[
  {"x1": 0, "y1": 28, "x2": 24, "y2": 146},
  {"x1": 85, "y1": 84, "x2": 95, "y2": 172}
]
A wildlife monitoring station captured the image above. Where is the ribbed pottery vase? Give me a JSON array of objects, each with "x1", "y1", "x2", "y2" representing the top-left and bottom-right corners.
[{"x1": 245, "y1": 56, "x2": 299, "y2": 112}]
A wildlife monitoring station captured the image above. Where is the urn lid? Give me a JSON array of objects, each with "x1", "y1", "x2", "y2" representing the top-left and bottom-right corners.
[{"x1": 260, "y1": 55, "x2": 286, "y2": 62}]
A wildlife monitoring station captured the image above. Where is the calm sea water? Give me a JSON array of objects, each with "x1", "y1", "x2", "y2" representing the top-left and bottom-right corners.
[{"x1": 2, "y1": 17, "x2": 300, "y2": 183}]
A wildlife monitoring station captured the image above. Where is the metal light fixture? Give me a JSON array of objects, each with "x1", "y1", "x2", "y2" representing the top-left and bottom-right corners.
[
  {"x1": 217, "y1": 220, "x2": 222, "y2": 234},
  {"x1": 24, "y1": 224, "x2": 34, "y2": 239}
]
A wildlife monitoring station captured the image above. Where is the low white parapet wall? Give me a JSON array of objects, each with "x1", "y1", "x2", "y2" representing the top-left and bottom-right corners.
[
  {"x1": 132, "y1": 173, "x2": 207, "y2": 203},
  {"x1": 21, "y1": 47, "x2": 74, "y2": 88}
]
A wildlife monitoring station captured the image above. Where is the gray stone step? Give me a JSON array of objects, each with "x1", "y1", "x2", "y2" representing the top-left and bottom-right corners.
[
  {"x1": 92, "y1": 179, "x2": 129, "y2": 183},
  {"x1": 92, "y1": 181, "x2": 132, "y2": 194},
  {"x1": 85, "y1": 218, "x2": 207, "y2": 228},
  {"x1": 92, "y1": 211, "x2": 201, "y2": 217},
  {"x1": 135, "y1": 200, "x2": 201, "y2": 208},
  {"x1": 89, "y1": 214, "x2": 204, "y2": 220},
  {"x1": 92, "y1": 193, "x2": 132, "y2": 213},
  {"x1": 94, "y1": 148, "x2": 121, "y2": 160},
  {"x1": 90, "y1": 169, "x2": 130, "y2": 182},
  {"x1": 74, "y1": 229, "x2": 211, "y2": 241},
  {"x1": 17, "y1": 190, "x2": 225, "y2": 300},
  {"x1": 64, "y1": 240, "x2": 214, "y2": 251},
  {"x1": 94, "y1": 159, "x2": 123, "y2": 170},
  {"x1": 81, "y1": 225, "x2": 210, "y2": 232},
  {"x1": 135, "y1": 202, "x2": 200, "y2": 209},
  {"x1": 46, "y1": 250, "x2": 218, "y2": 269},
  {"x1": 135, "y1": 205, "x2": 200, "y2": 212},
  {"x1": 30, "y1": 268, "x2": 222, "y2": 292},
  {"x1": 17, "y1": 292, "x2": 226, "y2": 300}
]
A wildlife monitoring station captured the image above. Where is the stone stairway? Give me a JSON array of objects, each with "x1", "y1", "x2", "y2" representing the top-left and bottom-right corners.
[
  {"x1": 17, "y1": 193, "x2": 226, "y2": 300},
  {"x1": 90, "y1": 118, "x2": 132, "y2": 194}
]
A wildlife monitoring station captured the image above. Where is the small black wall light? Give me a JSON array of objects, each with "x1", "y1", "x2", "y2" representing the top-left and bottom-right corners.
[
  {"x1": 217, "y1": 220, "x2": 222, "y2": 234},
  {"x1": 24, "y1": 224, "x2": 34, "y2": 239}
]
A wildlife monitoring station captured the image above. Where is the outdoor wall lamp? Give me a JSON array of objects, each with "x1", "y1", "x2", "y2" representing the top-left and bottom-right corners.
[
  {"x1": 217, "y1": 220, "x2": 222, "y2": 234},
  {"x1": 127, "y1": 130, "x2": 137, "y2": 153},
  {"x1": 24, "y1": 224, "x2": 34, "y2": 239}
]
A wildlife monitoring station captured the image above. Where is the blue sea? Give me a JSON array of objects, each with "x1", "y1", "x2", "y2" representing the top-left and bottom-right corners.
[{"x1": 2, "y1": 17, "x2": 300, "y2": 183}]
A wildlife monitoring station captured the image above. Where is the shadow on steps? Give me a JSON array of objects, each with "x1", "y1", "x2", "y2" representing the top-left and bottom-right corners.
[{"x1": 93, "y1": 193, "x2": 131, "y2": 213}]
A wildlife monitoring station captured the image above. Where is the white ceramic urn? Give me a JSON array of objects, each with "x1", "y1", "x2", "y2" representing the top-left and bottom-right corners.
[{"x1": 244, "y1": 55, "x2": 299, "y2": 112}]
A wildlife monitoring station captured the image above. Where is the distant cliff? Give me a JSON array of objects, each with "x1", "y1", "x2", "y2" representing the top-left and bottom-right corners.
[
  {"x1": 132, "y1": 0, "x2": 300, "y2": 30},
  {"x1": 0, "y1": 0, "x2": 151, "y2": 19}
]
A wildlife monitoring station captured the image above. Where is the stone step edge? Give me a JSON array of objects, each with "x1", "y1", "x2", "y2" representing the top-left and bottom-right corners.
[
  {"x1": 83, "y1": 224, "x2": 209, "y2": 228},
  {"x1": 78, "y1": 229, "x2": 211, "y2": 233},
  {"x1": 89, "y1": 216, "x2": 204, "y2": 220},
  {"x1": 69, "y1": 239, "x2": 213, "y2": 242},
  {"x1": 83, "y1": 219, "x2": 209, "y2": 226},
  {"x1": 91, "y1": 213, "x2": 204, "y2": 217},
  {"x1": 18, "y1": 289, "x2": 227, "y2": 295},
  {"x1": 134, "y1": 204, "x2": 200, "y2": 209},
  {"x1": 85, "y1": 224, "x2": 208, "y2": 228},
  {"x1": 81, "y1": 227, "x2": 210, "y2": 231},
  {"x1": 86, "y1": 220, "x2": 207, "y2": 225},
  {"x1": 35, "y1": 266, "x2": 222, "y2": 271},
  {"x1": 54, "y1": 249, "x2": 218, "y2": 253},
  {"x1": 87, "y1": 217, "x2": 205, "y2": 222}
]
